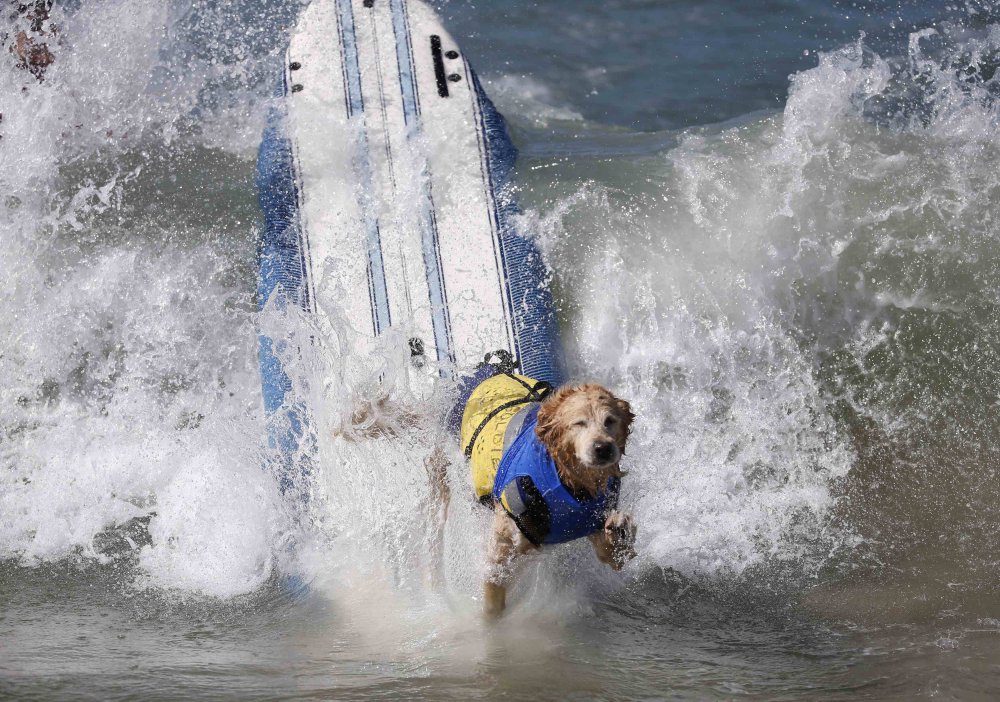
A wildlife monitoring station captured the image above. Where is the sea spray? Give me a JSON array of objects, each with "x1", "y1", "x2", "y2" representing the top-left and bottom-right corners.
[{"x1": 4, "y1": 1, "x2": 1000, "y2": 604}]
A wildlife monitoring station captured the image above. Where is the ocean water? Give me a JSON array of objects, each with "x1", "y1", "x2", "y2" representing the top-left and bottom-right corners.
[{"x1": 4, "y1": 0, "x2": 1000, "y2": 699}]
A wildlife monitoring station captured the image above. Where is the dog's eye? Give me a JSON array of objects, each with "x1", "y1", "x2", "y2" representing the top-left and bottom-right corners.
[
  {"x1": 604, "y1": 416, "x2": 618, "y2": 428},
  {"x1": 573, "y1": 420, "x2": 587, "y2": 428}
]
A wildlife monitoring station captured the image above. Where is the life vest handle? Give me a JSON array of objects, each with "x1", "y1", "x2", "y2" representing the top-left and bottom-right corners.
[{"x1": 478, "y1": 349, "x2": 519, "y2": 374}]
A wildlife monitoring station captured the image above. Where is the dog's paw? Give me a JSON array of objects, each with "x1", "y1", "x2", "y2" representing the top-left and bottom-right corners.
[
  {"x1": 604, "y1": 511, "x2": 637, "y2": 544},
  {"x1": 604, "y1": 511, "x2": 637, "y2": 568}
]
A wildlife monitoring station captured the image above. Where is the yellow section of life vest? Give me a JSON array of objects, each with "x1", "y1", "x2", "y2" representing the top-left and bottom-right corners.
[{"x1": 461, "y1": 373, "x2": 542, "y2": 501}]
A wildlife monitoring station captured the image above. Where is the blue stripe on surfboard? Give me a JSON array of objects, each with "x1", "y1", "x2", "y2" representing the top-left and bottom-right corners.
[
  {"x1": 285, "y1": 65, "x2": 317, "y2": 314},
  {"x1": 389, "y1": 0, "x2": 454, "y2": 372},
  {"x1": 336, "y1": 0, "x2": 392, "y2": 336}
]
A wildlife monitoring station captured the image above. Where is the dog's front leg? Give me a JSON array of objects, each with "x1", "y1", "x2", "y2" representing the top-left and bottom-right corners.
[
  {"x1": 485, "y1": 509, "x2": 515, "y2": 618},
  {"x1": 485, "y1": 506, "x2": 531, "y2": 618},
  {"x1": 588, "y1": 511, "x2": 637, "y2": 571},
  {"x1": 484, "y1": 573, "x2": 509, "y2": 619}
]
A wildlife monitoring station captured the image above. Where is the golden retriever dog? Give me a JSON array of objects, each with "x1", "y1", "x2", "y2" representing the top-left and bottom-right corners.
[
  {"x1": 425, "y1": 378, "x2": 637, "y2": 618},
  {"x1": 480, "y1": 383, "x2": 637, "y2": 617}
]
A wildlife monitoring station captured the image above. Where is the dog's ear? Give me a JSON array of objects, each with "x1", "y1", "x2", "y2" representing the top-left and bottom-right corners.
[
  {"x1": 536, "y1": 385, "x2": 571, "y2": 449},
  {"x1": 614, "y1": 396, "x2": 635, "y2": 451},
  {"x1": 536, "y1": 385, "x2": 582, "y2": 476}
]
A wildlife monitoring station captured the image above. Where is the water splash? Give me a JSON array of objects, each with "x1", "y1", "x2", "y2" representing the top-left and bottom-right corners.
[{"x1": 5, "y1": 2, "x2": 1000, "y2": 606}]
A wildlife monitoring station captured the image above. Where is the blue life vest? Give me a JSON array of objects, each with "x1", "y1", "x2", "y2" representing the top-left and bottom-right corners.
[{"x1": 493, "y1": 405, "x2": 619, "y2": 546}]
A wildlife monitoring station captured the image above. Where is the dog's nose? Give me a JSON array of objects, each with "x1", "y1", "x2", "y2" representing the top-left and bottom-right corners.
[{"x1": 594, "y1": 441, "x2": 614, "y2": 462}]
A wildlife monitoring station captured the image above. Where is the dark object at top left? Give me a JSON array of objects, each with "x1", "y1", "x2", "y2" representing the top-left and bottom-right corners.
[{"x1": 6, "y1": 0, "x2": 56, "y2": 80}]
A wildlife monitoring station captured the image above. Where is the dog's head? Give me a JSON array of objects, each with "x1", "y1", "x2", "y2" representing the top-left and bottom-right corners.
[{"x1": 535, "y1": 383, "x2": 634, "y2": 492}]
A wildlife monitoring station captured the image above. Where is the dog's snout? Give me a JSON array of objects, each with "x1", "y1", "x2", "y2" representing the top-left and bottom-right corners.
[{"x1": 594, "y1": 441, "x2": 614, "y2": 462}]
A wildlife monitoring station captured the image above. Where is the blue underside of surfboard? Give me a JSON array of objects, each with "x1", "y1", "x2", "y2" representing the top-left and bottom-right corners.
[
  {"x1": 255, "y1": 75, "x2": 315, "y2": 498},
  {"x1": 254, "y1": 64, "x2": 564, "y2": 496}
]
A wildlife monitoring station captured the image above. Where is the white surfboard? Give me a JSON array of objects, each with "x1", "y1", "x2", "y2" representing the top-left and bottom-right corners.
[{"x1": 255, "y1": 0, "x2": 563, "y2": 489}]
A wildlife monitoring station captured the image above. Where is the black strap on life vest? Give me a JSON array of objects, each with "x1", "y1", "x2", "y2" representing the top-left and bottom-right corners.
[{"x1": 462, "y1": 351, "x2": 552, "y2": 459}]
